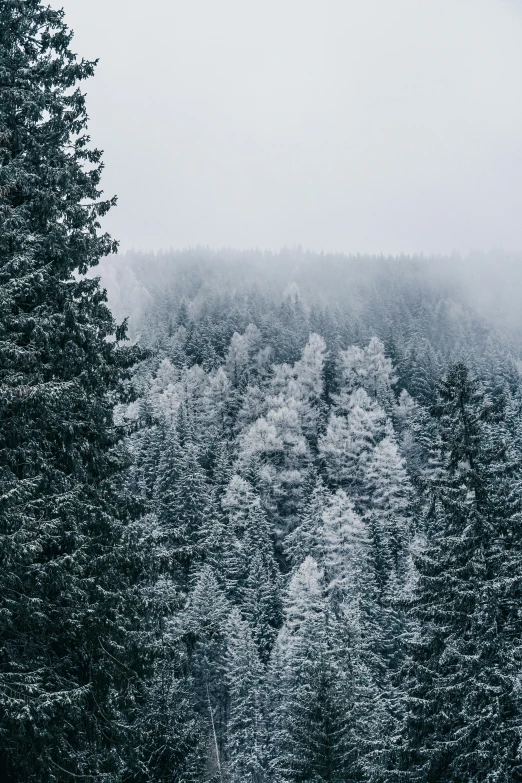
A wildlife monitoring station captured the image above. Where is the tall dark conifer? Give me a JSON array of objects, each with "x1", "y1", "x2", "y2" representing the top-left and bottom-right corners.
[
  {"x1": 397, "y1": 364, "x2": 522, "y2": 782},
  {"x1": 0, "y1": 3, "x2": 147, "y2": 778}
]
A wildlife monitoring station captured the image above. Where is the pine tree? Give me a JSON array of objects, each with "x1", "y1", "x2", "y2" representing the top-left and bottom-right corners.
[
  {"x1": 321, "y1": 489, "x2": 366, "y2": 608},
  {"x1": 135, "y1": 651, "x2": 206, "y2": 782},
  {"x1": 237, "y1": 398, "x2": 310, "y2": 540},
  {"x1": 201, "y1": 365, "x2": 233, "y2": 441},
  {"x1": 338, "y1": 337, "x2": 396, "y2": 408},
  {"x1": 285, "y1": 472, "x2": 327, "y2": 568},
  {"x1": 219, "y1": 475, "x2": 262, "y2": 599},
  {"x1": 277, "y1": 633, "x2": 351, "y2": 783},
  {"x1": 226, "y1": 324, "x2": 263, "y2": 387},
  {"x1": 364, "y1": 435, "x2": 413, "y2": 592},
  {"x1": 242, "y1": 549, "x2": 281, "y2": 663},
  {"x1": 154, "y1": 430, "x2": 211, "y2": 581},
  {"x1": 0, "y1": 4, "x2": 149, "y2": 778},
  {"x1": 220, "y1": 475, "x2": 281, "y2": 658},
  {"x1": 293, "y1": 333, "x2": 328, "y2": 445},
  {"x1": 269, "y1": 557, "x2": 355, "y2": 782},
  {"x1": 319, "y1": 490, "x2": 402, "y2": 780},
  {"x1": 225, "y1": 609, "x2": 268, "y2": 783},
  {"x1": 319, "y1": 387, "x2": 390, "y2": 501},
  {"x1": 178, "y1": 565, "x2": 230, "y2": 778},
  {"x1": 397, "y1": 364, "x2": 522, "y2": 782},
  {"x1": 393, "y1": 389, "x2": 425, "y2": 480},
  {"x1": 129, "y1": 408, "x2": 164, "y2": 502}
]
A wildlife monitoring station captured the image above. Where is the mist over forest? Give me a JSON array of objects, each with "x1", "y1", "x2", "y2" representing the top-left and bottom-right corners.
[
  {"x1": 3, "y1": 2, "x2": 522, "y2": 782},
  {"x1": 99, "y1": 247, "x2": 522, "y2": 342}
]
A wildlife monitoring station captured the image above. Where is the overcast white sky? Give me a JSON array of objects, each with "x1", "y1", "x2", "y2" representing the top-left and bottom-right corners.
[{"x1": 58, "y1": 0, "x2": 522, "y2": 255}]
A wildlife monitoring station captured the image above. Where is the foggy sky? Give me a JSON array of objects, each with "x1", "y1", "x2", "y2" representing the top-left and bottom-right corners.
[{"x1": 58, "y1": 0, "x2": 522, "y2": 255}]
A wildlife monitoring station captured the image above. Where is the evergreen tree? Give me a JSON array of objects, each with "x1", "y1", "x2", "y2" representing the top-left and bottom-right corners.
[
  {"x1": 393, "y1": 389, "x2": 425, "y2": 480},
  {"x1": 225, "y1": 609, "x2": 268, "y2": 783},
  {"x1": 270, "y1": 557, "x2": 355, "y2": 782},
  {"x1": 241, "y1": 547, "x2": 281, "y2": 662},
  {"x1": 219, "y1": 475, "x2": 263, "y2": 599},
  {"x1": 364, "y1": 435, "x2": 413, "y2": 592},
  {"x1": 178, "y1": 565, "x2": 230, "y2": 777},
  {"x1": 321, "y1": 489, "x2": 366, "y2": 608},
  {"x1": 397, "y1": 364, "x2": 522, "y2": 782},
  {"x1": 319, "y1": 387, "x2": 390, "y2": 501},
  {"x1": 220, "y1": 475, "x2": 281, "y2": 658},
  {"x1": 319, "y1": 491, "x2": 401, "y2": 780},
  {"x1": 237, "y1": 398, "x2": 310, "y2": 540},
  {"x1": 135, "y1": 652, "x2": 206, "y2": 783},
  {"x1": 293, "y1": 332, "x2": 328, "y2": 445},
  {"x1": 154, "y1": 430, "x2": 211, "y2": 581},
  {"x1": 338, "y1": 337, "x2": 396, "y2": 408},
  {"x1": 0, "y1": 3, "x2": 149, "y2": 778},
  {"x1": 129, "y1": 409, "x2": 164, "y2": 502},
  {"x1": 226, "y1": 324, "x2": 263, "y2": 387},
  {"x1": 285, "y1": 472, "x2": 328, "y2": 568}
]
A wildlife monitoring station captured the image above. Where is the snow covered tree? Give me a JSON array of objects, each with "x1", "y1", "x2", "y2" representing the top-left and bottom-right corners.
[
  {"x1": 154, "y1": 429, "x2": 211, "y2": 581},
  {"x1": 401, "y1": 339, "x2": 440, "y2": 406},
  {"x1": 225, "y1": 609, "x2": 268, "y2": 783},
  {"x1": 135, "y1": 652, "x2": 206, "y2": 782},
  {"x1": 177, "y1": 565, "x2": 230, "y2": 777},
  {"x1": 275, "y1": 634, "x2": 353, "y2": 783},
  {"x1": 364, "y1": 435, "x2": 413, "y2": 592},
  {"x1": 280, "y1": 556, "x2": 325, "y2": 640},
  {"x1": 393, "y1": 388, "x2": 425, "y2": 479},
  {"x1": 238, "y1": 398, "x2": 310, "y2": 540},
  {"x1": 285, "y1": 472, "x2": 328, "y2": 568},
  {"x1": 201, "y1": 366, "x2": 233, "y2": 441},
  {"x1": 218, "y1": 475, "x2": 265, "y2": 599},
  {"x1": 0, "y1": 3, "x2": 149, "y2": 778},
  {"x1": 319, "y1": 387, "x2": 390, "y2": 502},
  {"x1": 321, "y1": 489, "x2": 366, "y2": 608},
  {"x1": 126, "y1": 402, "x2": 164, "y2": 502},
  {"x1": 318, "y1": 412, "x2": 353, "y2": 487},
  {"x1": 293, "y1": 332, "x2": 328, "y2": 444},
  {"x1": 318, "y1": 489, "x2": 402, "y2": 778},
  {"x1": 338, "y1": 337, "x2": 396, "y2": 407},
  {"x1": 219, "y1": 475, "x2": 281, "y2": 658},
  {"x1": 269, "y1": 557, "x2": 356, "y2": 782},
  {"x1": 226, "y1": 324, "x2": 263, "y2": 387},
  {"x1": 242, "y1": 550, "x2": 281, "y2": 663},
  {"x1": 397, "y1": 364, "x2": 522, "y2": 782},
  {"x1": 183, "y1": 565, "x2": 230, "y2": 643}
]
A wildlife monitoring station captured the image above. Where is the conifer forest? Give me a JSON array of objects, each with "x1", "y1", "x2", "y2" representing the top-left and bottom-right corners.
[{"x1": 3, "y1": 2, "x2": 522, "y2": 782}]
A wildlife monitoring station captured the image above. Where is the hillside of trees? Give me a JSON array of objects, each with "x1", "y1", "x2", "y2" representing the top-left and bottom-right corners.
[
  {"x1": 3, "y1": 3, "x2": 522, "y2": 781},
  {"x1": 103, "y1": 249, "x2": 522, "y2": 781}
]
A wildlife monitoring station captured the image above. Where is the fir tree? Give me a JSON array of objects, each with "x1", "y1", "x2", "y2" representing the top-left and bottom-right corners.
[
  {"x1": 338, "y1": 337, "x2": 396, "y2": 408},
  {"x1": 321, "y1": 489, "x2": 366, "y2": 609},
  {"x1": 154, "y1": 430, "x2": 211, "y2": 581},
  {"x1": 364, "y1": 435, "x2": 413, "y2": 592},
  {"x1": 319, "y1": 387, "x2": 390, "y2": 501},
  {"x1": 285, "y1": 472, "x2": 328, "y2": 568},
  {"x1": 270, "y1": 557, "x2": 355, "y2": 783},
  {"x1": 225, "y1": 609, "x2": 268, "y2": 783},
  {"x1": 220, "y1": 475, "x2": 281, "y2": 657},
  {"x1": 397, "y1": 364, "x2": 522, "y2": 782},
  {"x1": 0, "y1": 3, "x2": 148, "y2": 778},
  {"x1": 180, "y1": 565, "x2": 230, "y2": 776}
]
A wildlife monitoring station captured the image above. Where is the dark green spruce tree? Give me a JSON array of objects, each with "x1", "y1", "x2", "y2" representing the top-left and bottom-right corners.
[
  {"x1": 396, "y1": 364, "x2": 522, "y2": 783},
  {"x1": 0, "y1": 3, "x2": 151, "y2": 779}
]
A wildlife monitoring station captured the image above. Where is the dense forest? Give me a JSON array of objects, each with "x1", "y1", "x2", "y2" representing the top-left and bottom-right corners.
[
  {"x1": 2, "y1": 3, "x2": 522, "y2": 782},
  {"x1": 103, "y1": 250, "x2": 522, "y2": 782}
]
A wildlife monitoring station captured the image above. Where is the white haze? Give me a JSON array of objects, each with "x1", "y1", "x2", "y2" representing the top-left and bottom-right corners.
[{"x1": 58, "y1": 0, "x2": 522, "y2": 256}]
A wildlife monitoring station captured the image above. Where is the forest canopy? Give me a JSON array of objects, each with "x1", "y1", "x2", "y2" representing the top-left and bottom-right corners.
[
  {"x1": 2, "y1": 1, "x2": 522, "y2": 781},
  {"x1": 94, "y1": 247, "x2": 522, "y2": 781}
]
